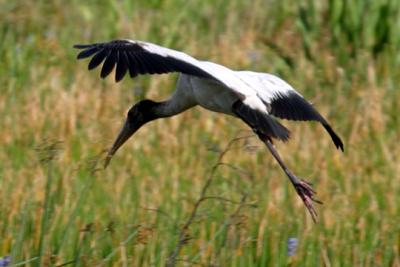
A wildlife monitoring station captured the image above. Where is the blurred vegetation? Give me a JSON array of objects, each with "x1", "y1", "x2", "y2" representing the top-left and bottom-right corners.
[{"x1": 0, "y1": 0, "x2": 400, "y2": 266}]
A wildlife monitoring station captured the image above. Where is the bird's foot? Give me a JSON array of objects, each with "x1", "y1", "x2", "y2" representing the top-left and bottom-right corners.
[{"x1": 293, "y1": 179, "x2": 322, "y2": 223}]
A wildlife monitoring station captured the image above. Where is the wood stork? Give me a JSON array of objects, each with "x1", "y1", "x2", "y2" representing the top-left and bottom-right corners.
[{"x1": 74, "y1": 39, "x2": 344, "y2": 221}]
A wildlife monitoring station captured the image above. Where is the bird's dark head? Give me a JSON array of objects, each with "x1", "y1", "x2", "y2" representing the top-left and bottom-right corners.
[
  {"x1": 127, "y1": 99, "x2": 159, "y2": 123},
  {"x1": 104, "y1": 99, "x2": 159, "y2": 168}
]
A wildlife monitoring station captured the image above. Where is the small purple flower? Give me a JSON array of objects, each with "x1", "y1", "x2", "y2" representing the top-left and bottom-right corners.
[
  {"x1": 0, "y1": 256, "x2": 11, "y2": 267},
  {"x1": 287, "y1": 237, "x2": 298, "y2": 257}
]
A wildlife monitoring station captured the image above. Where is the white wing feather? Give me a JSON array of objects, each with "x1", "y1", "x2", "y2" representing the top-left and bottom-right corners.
[{"x1": 133, "y1": 40, "x2": 258, "y2": 99}]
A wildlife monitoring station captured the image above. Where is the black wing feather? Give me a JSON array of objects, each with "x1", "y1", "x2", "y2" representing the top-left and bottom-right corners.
[
  {"x1": 269, "y1": 92, "x2": 344, "y2": 151},
  {"x1": 270, "y1": 92, "x2": 320, "y2": 121},
  {"x1": 125, "y1": 52, "x2": 141, "y2": 76},
  {"x1": 232, "y1": 100, "x2": 290, "y2": 142},
  {"x1": 133, "y1": 53, "x2": 149, "y2": 74},
  {"x1": 74, "y1": 39, "x2": 217, "y2": 82},
  {"x1": 74, "y1": 44, "x2": 94, "y2": 49},
  {"x1": 121, "y1": 51, "x2": 138, "y2": 78},
  {"x1": 140, "y1": 53, "x2": 158, "y2": 74},
  {"x1": 88, "y1": 49, "x2": 108, "y2": 70},
  {"x1": 77, "y1": 46, "x2": 99, "y2": 59},
  {"x1": 115, "y1": 51, "x2": 128, "y2": 82},
  {"x1": 101, "y1": 50, "x2": 118, "y2": 78}
]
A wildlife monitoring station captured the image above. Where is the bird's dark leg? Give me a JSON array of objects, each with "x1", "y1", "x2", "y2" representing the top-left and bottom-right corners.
[{"x1": 259, "y1": 134, "x2": 322, "y2": 222}]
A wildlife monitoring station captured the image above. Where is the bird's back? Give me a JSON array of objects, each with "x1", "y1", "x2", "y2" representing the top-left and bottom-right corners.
[{"x1": 233, "y1": 71, "x2": 299, "y2": 105}]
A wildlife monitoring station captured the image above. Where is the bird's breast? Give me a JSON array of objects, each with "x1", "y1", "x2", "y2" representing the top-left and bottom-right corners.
[{"x1": 189, "y1": 76, "x2": 238, "y2": 115}]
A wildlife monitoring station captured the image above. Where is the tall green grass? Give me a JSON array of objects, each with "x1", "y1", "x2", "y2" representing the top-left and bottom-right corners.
[{"x1": 1, "y1": 0, "x2": 400, "y2": 266}]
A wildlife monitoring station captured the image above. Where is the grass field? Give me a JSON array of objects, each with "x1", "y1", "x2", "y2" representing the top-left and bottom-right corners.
[{"x1": 1, "y1": 0, "x2": 400, "y2": 266}]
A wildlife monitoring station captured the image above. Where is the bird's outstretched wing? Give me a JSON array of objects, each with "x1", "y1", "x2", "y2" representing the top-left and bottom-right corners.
[
  {"x1": 237, "y1": 72, "x2": 344, "y2": 151},
  {"x1": 74, "y1": 39, "x2": 220, "y2": 83},
  {"x1": 269, "y1": 91, "x2": 343, "y2": 151}
]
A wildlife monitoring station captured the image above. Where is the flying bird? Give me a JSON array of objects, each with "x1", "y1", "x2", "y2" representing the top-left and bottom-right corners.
[{"x1": 74, "y1": 39, "x2": 344, "y2": 221}]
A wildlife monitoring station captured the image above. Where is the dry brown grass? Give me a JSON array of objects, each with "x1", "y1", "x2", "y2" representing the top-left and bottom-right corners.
[{"x1": 1, "y1": 0, "x2": 400, "y2": 266}]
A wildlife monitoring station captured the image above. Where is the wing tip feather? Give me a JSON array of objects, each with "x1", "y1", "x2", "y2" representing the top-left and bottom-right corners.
[
  {"x1": 322, "y1": 123, "x2": 344, "y2": 152},
  {"x1": 73, "y1": 44, "x2": 92, "y2": 49}
]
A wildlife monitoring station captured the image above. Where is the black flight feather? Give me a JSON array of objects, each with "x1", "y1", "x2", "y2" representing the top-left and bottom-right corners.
[
  {"x1": 77, "y1": 46, "x2": 99, "y2": 59},
  {"x1": 73, "y1": 39, "x2": 218, "y2": 82},
  {"x1": 269, "y1": 92, "x2": 344, "y2": 151},
  {"x1": 232, "y1": 100, "x2": 290, "y2": 142},
  {"x1": 115, "y1": 51, "x2": 128, "y2": 82},
  {"x1": 88, "y1": 49, "x2": 108, "y2": 70},
  {"x1": 101, "y1": 50, "x2": 117, "y2": 78}
]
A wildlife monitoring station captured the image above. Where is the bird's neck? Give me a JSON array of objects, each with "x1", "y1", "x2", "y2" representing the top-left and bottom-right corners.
[{"x1": 151, "y1": 97, "x2": 195, "y2": 119}]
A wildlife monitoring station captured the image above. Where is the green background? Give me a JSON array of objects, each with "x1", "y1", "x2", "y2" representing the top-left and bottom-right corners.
[{"x1": 1, "y1": 0, "x2": 399, "y2": 266}]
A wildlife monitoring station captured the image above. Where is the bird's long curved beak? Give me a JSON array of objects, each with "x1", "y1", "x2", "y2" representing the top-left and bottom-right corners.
[{"x1": 104, "y1": 119, "x2": 140, "y2": 168}]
